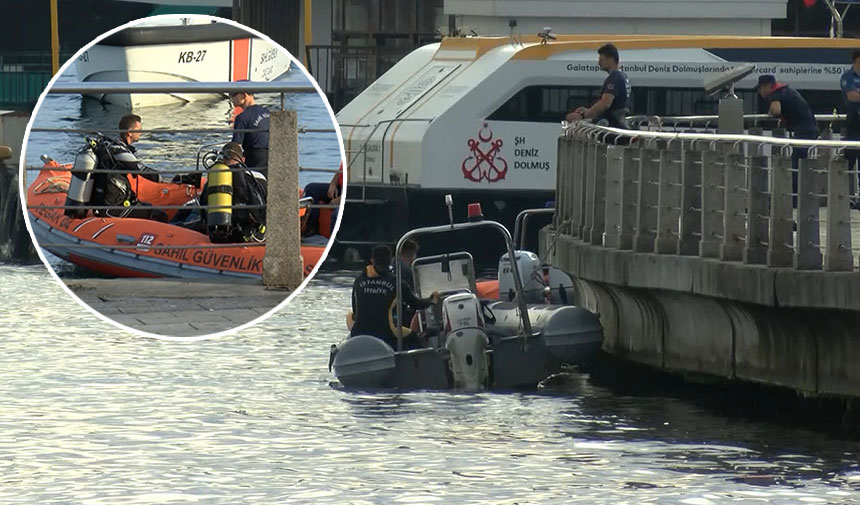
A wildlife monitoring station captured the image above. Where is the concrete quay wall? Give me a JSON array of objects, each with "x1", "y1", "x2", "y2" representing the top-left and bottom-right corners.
[{"x1": 542, "y1": 229, "x2": 860, "y2": 399}]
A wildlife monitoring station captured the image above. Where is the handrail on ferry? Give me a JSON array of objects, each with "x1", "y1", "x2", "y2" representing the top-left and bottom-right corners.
[{"x1": 340, "y1": 117, "x2": 435, "y2": 203}]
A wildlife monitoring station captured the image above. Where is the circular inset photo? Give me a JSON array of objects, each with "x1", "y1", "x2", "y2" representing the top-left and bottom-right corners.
[{"x1": 20, "y1": 14, "x2": 345, "y2": 340}]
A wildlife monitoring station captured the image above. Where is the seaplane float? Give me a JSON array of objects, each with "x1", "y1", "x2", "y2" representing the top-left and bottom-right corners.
[
  {"x1": 329, "y1": 199, "x2": 602, "y2": 390},
  {"x1": 26, "y1": 145, "x2": 329, "y2": 281},
  {"x1": 75, "y1": 17, "x2": 291, "y2": 108}
]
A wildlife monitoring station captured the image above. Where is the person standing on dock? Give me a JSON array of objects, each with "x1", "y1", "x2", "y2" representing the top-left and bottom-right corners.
[
  {"x1": 840, "y1": 48, "x2": 860, "y2": 206},
  {"x1": 566, "y1": 43, "x2": 631, "y2": 129},
  {"x1": 756, "y1": 74, "x2": 819, "y2": 203},
  {"x1": 230, "y1": 89, "x2": 270, "y2": 175}
]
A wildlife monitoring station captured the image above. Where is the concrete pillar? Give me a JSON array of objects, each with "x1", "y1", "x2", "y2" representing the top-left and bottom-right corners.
[
  {"x1": 720, "y1": 147, "x2": 745, "y2": 261},
  {"x1": 699, "y1": 147, "x2": 725, "y2": 259},
  {"x1": 603, "y1": 145, "x2": 625, "y2": 248},
  {"x1": 655, "y1": 142, "x2": 682, "y2": 254},
  {"x1": 678, "y1": 144, "x2": 703, "y2": 256},
  {"x1": 767, "y1": 153, "x2": 794, "y2": 267},
  {"x1": 263, "y1": 110, "x2": 303, "y2": 289},
  {"x1": 794, "y1": 157, "x2": 822, "y2": 270},
  {"x1": 825, "y1": 155, "x2": 853, "y2": 271},
  {"x1": 633, "y1": 145, "x2": 659, "y2": 252},
  {"x1": 744, "y1": 149, "x2": 769, "y2": 265}
]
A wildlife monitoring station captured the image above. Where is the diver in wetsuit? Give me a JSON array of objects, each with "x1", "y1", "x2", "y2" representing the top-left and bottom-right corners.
[
  {"x1": 350, "y1": 244, "x2": 439, "y2": 350},
  {"x1": 91, "y1": 114, "x2": 167, "y2": 222}
]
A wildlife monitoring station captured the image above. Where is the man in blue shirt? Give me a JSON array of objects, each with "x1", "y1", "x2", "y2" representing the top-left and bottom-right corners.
[
  {"x1": 757, "y1": 74, "x2": 819, "y2": 205},
  {"x1": 230, "y1": 89, "x2": 270, "y2": 175},
  {"x1": 840, "y1": 48, "x2": 860, "y2": 204},
  {"x1": 566, "y1": 43, "x2": 631, "y2": 129}
]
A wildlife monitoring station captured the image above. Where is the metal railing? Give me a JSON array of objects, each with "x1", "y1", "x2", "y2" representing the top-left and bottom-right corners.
[{"x1": 555, "y1": 121, "x2": 860, "y2": 272}]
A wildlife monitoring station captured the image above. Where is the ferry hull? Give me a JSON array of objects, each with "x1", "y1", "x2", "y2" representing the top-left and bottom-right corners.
[{"x1": 336, "y1": 184, "x2": 554, "y2": 266}]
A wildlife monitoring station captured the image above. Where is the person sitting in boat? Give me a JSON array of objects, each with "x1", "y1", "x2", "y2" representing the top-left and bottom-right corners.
[
  {"x1": 230, "y1": 87, "x2": 270, "y2": 175},
  {"x1": 198, "y1": 142, "x2": 268, "y2": 243},
  {"x1": 301, "y1": 162, "x2": 342, "y2": 237},
  {"x1": 90, "y1": 114, "x2": 168, "y2": 222},
  {"x1": 396, "y1": 238, "x2": 419, "y2": 289},
  {"x1": 349, "y1": 244, "x2": 439, "y2": 350}
]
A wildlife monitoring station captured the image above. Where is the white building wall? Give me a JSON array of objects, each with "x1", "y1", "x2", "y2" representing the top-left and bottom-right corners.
[{"x1": 444, "y1": 0, "x2": 787, "y2": 36}]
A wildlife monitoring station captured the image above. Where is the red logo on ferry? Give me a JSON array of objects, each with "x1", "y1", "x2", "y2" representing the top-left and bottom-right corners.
[{"x1": 462, "y1": 122, "x2": 508, "y2": 183}]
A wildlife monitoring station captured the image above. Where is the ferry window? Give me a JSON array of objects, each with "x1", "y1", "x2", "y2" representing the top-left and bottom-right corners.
[{"x1": 487, "y1": 85, "x2": 840, "y2": 122}]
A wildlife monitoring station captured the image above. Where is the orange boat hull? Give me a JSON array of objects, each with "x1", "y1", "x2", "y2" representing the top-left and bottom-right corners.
[{"x1": 27, "y1": 167, "x2": 327, "y2": 281}]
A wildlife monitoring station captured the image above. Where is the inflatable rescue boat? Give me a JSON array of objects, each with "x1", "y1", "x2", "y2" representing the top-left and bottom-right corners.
[
  {"x1": 27, "y1": 162, "x2": 329, "y2": 281},
  {"x1": 329, "y1": 204, "x2": 601, "y2": 390}
]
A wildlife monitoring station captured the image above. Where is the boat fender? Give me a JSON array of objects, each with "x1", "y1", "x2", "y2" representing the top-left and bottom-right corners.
[
  {"x1": 64, "y1": 144, "x2": 98, "y2": 218},
  {"x1": 207, "y1": 161, "x2": 233, "y2": 241}
]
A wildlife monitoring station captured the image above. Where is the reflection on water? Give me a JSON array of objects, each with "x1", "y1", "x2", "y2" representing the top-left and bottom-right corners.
[{"x1": 0, "y1": 265, "x2": 858, "y2": 504}]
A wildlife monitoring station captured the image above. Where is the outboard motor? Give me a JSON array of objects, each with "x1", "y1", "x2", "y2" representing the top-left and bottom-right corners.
[
  {"x1": 207, "y1": 161, "x2": 233, "y2": 242},
  {"x1": 64, "y1": 143, "x2": 98, "y2": 219},
  {"x1": 442, "y1": 292, "x2": 489, "y2": 389},
  {"x1": 498, "y1": 250, "x2": 576, "y2": 304},
  {"x1": 498, "y1": 250, "x2": 542, "y2": 302}
]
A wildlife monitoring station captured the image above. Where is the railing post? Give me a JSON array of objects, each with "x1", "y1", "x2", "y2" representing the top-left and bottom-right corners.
[
  {"x1": 767, "y1": 152, "x2": 794, "y2": 267},
  {"x1": 589, "y1": 143, "x2": 607, "y2": 245},
  {"x1": 263, "y1": 110, "x2": 303, "y2": 289},
  {"x1": 618, "y1": 147, "x2": 638, "y2": 250},
  {"x1": 581, "y1": 140, "x2": 597, "y2": 239},
  {"x1": 744, "y1": 147, "x2": 769, "y2": 264},
  {"x1": 795, "y1": 156, "x2": 823, "y2": 269},
  {"x1": 555, "y1": 135, "x2": 568, "y2": 232},
  {"x1": 825, "y1": 153, "x2": 853, "y2": 271},
  {"x1": 720, "y1": 145, "x2": 745, "y2": 261},
  {"x1": 699, "y1": 145, "x2": 724, "y2": 258},
  {"x1": 583, "y1": 140, "x2": 597, "y2": 242},
  {"x1": 678, "y1": 142, "x2": 702, "y2": 255},
  {"x1": 656, "y1": 141, "x2": 682, "y2": 254},
  {"x1": 603, "y1": 145, "x2": 626, "y2": 248},
  {"x1": 570, "y1": 135, "x2": 587, "y2": 240},
  {"x1": 633, "y1": 143, "x2": 659, "y2": 252}
]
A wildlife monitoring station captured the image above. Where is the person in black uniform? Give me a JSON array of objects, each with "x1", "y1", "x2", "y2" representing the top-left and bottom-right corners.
[
  {"x1": 756, "y1": 74, "x2": 819, "y2": 203},
  {"x1": 91, "y1": 114, "x2": 167, "y2": 222},
  {"x1": 840, "y1": 48, "x2": 860, "y2": 206},
  {"x1": 230, "y1": 89, "x2": 270, "y2": 175},
  {"x1": 566, "y1": 43, "x2": 631, "y2": 129},
  {"x1": 350, "y1": 244, "x2": 438, "y2": 350}
]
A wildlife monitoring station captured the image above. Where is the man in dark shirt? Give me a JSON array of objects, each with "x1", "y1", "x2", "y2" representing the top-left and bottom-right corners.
[
  {"x1": 566, "y1": 43, "x2": 631, "y2": 129},
  {"x1": 91, "y1": 114, "x2": 167, "y2": 222},
  {"x1": 840, "y1": 48, "x2": 860, "y2": 204},
  {"x1": 756, "y1": 74, "x2": 819, "y2": 204},
  {"x1": 230, "y1": 90, "x2": 270, "y2": 175},
  {"x1": 351, "y1": 244, "x2": 438, "y2": 350}
]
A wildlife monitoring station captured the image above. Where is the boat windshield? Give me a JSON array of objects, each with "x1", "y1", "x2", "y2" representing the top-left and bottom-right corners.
[{"x1": 412, "y1": 252, "x2": 476, "y2": 298}]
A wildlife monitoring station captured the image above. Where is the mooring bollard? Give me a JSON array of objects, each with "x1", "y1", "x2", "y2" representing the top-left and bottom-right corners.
[{"x1": 263, "y1": 110, "x2": 303, "y2": 290}]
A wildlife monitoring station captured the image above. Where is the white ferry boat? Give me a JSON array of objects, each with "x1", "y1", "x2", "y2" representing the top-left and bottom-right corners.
[
  {"x1": 75, "y1": 18, "x2": 291, "y2": 108},
  {"x1": 335, "y1": 34, "x2": 857, "y2": 253}
]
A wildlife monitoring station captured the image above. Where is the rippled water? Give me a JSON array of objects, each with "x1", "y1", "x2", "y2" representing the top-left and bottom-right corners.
[{"x1": 2, "y1": 264, "x2": 858, "y2": 504}]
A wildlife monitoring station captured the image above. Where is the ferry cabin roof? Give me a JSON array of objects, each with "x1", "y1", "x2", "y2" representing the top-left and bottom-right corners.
[{"x1": 338, "y1": 35, "x2": 857, "y2": 192}]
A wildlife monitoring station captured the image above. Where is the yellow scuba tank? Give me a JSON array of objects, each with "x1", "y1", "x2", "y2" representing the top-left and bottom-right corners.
[{"x1": 207, "y1": 161, "x2": 233, "y2": 241}]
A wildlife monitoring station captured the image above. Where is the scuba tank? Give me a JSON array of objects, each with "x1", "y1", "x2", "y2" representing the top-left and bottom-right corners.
[
  {"x1": 206, "y1": 160, "x2": 233, "y2": 242},
  {"x1": 64, "y1": 140, "x2": 98, "y2": 218}
]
